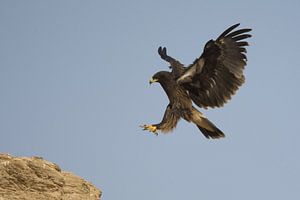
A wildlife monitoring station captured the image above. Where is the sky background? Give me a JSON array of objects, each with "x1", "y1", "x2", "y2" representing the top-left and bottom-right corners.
[{"x1": 1, "y1": 1, "x2": 300, "y2": 200}]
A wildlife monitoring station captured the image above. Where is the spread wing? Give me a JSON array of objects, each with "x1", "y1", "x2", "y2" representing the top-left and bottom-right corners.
[
  {"x1": 177, "y1": 23, "x2": 252, "y2": 108},
  {"x1": 158, "y1": 46, "x2": 185, "y2": 78}
]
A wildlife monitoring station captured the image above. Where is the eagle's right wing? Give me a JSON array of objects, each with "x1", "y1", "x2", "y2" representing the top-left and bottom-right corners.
[{"x1": 158, "y1": 46, "x2": 185, "y2": 78}]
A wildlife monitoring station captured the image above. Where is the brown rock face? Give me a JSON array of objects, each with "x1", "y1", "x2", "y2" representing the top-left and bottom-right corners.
[{"x1": 0, "y1": 153, "x2": 101, "y2": 200}]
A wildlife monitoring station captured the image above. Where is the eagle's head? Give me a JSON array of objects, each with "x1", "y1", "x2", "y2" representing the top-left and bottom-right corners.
[{"x1": 149, "y1": 71, "x2": 172, "y2": 85}]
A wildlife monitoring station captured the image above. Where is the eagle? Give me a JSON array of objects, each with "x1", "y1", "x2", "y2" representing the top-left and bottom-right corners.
[{"x1": 141, "y1": 23, "x2": 251, "y2": 139}]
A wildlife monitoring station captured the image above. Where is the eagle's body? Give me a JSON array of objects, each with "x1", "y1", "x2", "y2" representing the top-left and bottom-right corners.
[{"x1": 141, "y1": 24, "x2": 251, "y2": 139}]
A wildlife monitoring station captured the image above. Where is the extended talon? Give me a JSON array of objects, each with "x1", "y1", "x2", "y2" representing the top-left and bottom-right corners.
[{"x1": 140, "y1": 124, "x2": 158, "y2": 136}]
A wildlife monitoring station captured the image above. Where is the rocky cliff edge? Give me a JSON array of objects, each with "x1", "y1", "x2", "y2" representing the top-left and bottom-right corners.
[{"x1": 0, "y1": 153, "x2": 101, "y2": 200}]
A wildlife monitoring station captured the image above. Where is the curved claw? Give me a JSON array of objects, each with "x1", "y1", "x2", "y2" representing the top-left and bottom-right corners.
[{"x1": 140, "y1": 124, "x2": 158, "y2": 136}]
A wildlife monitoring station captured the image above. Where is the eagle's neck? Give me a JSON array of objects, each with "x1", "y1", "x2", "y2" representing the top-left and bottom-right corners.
[{"x1": 160, "y1": 79, "x2": 179, "y2": 103}]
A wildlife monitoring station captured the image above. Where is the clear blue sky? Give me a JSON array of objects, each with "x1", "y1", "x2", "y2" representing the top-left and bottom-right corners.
[{"x1": 1, "y1": 1, "x2": 300, "y2": 199}]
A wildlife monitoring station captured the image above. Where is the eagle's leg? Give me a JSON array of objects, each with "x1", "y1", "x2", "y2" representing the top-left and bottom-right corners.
[
  {"x1": 140, "y1": 124, "x2": 158, "y2": 136},
  {"x1": 140, "y1": 104, "x2": 179, "y2": 136}
]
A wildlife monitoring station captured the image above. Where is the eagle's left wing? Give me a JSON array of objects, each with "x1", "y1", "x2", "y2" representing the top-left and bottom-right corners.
[{"x1": 177, "y1": 23, "x2": 252, "y2": 108}]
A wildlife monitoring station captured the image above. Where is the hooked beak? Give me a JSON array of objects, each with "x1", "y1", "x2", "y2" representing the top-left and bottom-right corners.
[{"x1": 149, "y1": 77, "x2": 158, "y2": 85}]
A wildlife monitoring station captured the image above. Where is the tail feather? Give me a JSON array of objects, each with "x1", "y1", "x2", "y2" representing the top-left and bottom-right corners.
[
  {"x1": 186, "y1": 107, "x2": 225, "y2": 139},
  {"x1": 190, "y1": 107, "x2": 225, "y2": 139},
  {"x1": 197, "y1": 123, "x2": 225, "y2": 139}
]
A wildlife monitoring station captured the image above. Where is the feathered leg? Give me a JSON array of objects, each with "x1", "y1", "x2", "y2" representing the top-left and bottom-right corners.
[{"x1": 141, "y1": 104, "x2": 180, "y2": 135}]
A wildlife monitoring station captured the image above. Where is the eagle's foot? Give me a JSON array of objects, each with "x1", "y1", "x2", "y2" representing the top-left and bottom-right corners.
[{"x1": 140, "y1": 124, "x2": 158, "y2": 136}]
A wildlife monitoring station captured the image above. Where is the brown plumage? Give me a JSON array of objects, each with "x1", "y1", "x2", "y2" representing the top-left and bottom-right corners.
[{"x1": 141, "y1": 23, "x2": 251, "y2": 139}]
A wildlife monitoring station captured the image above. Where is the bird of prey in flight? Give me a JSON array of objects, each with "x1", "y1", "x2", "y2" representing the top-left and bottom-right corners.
[{"x1": 141, "y1": 23, "x2": 251, "y2": 139}]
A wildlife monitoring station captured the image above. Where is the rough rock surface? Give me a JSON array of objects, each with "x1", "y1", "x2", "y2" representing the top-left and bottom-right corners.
[{"x1": 0, "y1": 153, "x2": 101, "y2": 200}]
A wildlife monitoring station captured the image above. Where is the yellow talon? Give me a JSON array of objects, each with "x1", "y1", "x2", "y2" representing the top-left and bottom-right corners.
[{"x1": 140, "y1": 124, "x2": 158, "y2": 136}]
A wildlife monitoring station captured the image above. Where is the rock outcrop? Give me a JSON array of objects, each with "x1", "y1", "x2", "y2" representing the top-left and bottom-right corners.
[{"x1": 0, "y1": 153, "x2": 101, "y2": 200}]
